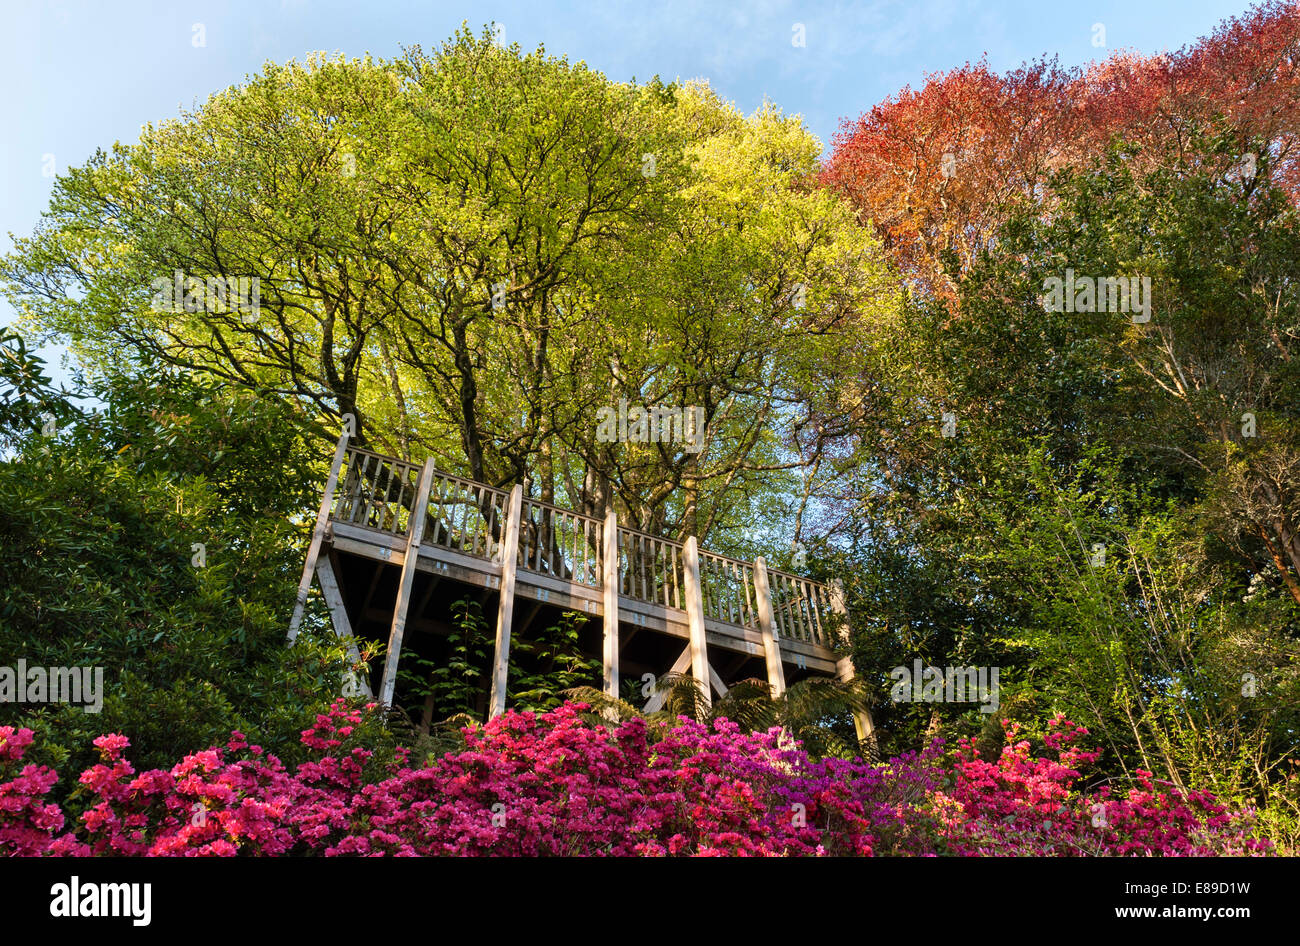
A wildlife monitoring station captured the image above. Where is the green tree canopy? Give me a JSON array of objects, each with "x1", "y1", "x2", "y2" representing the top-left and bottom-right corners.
[{"x1": 2, "y1": 28, "x2": 895, "y2": 550}]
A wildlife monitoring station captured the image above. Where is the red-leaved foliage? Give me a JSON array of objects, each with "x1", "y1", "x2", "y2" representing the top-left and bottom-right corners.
[{"x1": 821, "y1": 0, "x2": 1300, "y2": 302}]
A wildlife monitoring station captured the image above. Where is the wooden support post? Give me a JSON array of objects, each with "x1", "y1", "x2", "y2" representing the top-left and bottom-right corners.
[
  {"x1": 317, "y1": 557, "x2": 373, "y2": 699},
  {"x1": 829, "y1": 578, "x2": 876, "y2": 750},
  {"x1": 601, "y1": 509, "x2": 620, "y2": 700},
  {"x1": 682, "y1": 536, "x2": 711, "y2": 710},
  {"x1": 377, "y1": 459, "x2": 436, "y2": 708},
  {"x1": 753, "y1": 556, "x2": 786, "y2": 698},
  {"x1": 488, "y1": 484, "x2": 524, "y2": 719},
  {"x1": 643, "y1": 645, "x2": 693, "y2": 713},
  {"x1": 287, "y1": 427, "x2": 351, "y2": 643}
]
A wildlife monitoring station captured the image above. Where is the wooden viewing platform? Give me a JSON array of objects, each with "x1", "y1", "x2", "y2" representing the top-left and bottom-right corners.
[{"x1": 286, "y1": 430, "x2": 870, "y2": 740}]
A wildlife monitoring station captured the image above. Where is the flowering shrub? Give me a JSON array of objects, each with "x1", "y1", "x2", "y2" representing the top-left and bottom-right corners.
[
  {"x1": 0, "y1": 705, "x2": 1274, "y2": 856},
  {"x1": 931, "y1": 716, "x2": 1273, "y2": 856}
]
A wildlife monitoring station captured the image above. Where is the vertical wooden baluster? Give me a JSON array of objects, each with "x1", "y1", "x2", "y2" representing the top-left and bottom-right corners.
[
  {"x1": 477, "y1": 486, "x2": 488, "y2": 557},
  {"x1": 784, "y1": 576, "x2": 800, "y2": 640},
  {"x1": 535, "y1": 505, "x2": 547, "y2": 573},
  {"x1": 809, "y1": 586, "x2": 825, "y2": 645},
  {"x1": 637, "y1": 534, "x2": 645, "y2": 601},
  {"x1": 569, "y1": 514, "x2": 579, "y2": 581},
  {"x1": 771, "y1": 573, "x2": 787, "y2": 640},
  {"x1": 522, "y1": 502, "x2": 533, "y2": 570},
  {"x1": 720, "y1": 560, "x2": 729, "y2": 623},
  {"x1": 574, "y1": 515, "x2": 583, "y2": 582},
  {"x1": 731, "y1": 561, "x2": 743, "y2": 625},
  {"x1": 625, "y1": 532, "x2": 633, "y2": 598},
  {"x1": 655, "y1": 540, "x2": 665, "y2": 605},
  {"x1": 431, "y1": 476, "x2": 446, "y2": 548},
  {"x1": 532, "y1": 504, "x2": 542, "y2": 571},
  {"x1": 460, "y1": 480, "x2": 475, "y2": 545},
  {"x1": 467, "y1": 486, "x2": 479, "y2": 557},
  {"x1": 645, "y1": 536, "x2": 653, "y2": 602},
  {"x1": 370, "y1": 459, "x2": 383, "y2": 528},
  {"x1": 702, "y1": 557, "x2": 711, "y2": 619},
  {"x1": 718, "y1": 560, "x2": 726, "y2": 622},
  {"x1": 371, "y1": 459, "x2": 384, "y2": 528},
  {"x1": 513, "y1": 500, "x2": 523, "y2": 569},
  {"x1": 800, "y1": 576, "x2": 811, "y2": 641},
  {"x1": 345, "y1": 453, "x2": 361, "y2": 523},
  {"x1": 524, "y1": 502, "x2": 534, "y2": 570},
  {"x1": 392, "y1": 466, "x2": 404, "y2": 534},
  {"x1": 401, "y1": 464, "x2": 414, "y2": 533},
  {"x1": 444, "y1": 479, "x2": 458, "y2": 548},
  {"x1": 620, "y1": 531, "x2": 628, "y2": 596},
  {"x1": 529, "y1": 503, "x2": 538, "y2": 570},
  {"x1": 618, "y1": 531, "x2": 627, "y2": 596},
  {"x1": 718, "y1": 559, "x2": 727, "y2": 623},
  {"x1": 577, "y1": 517, "x2": 585, "y2": 583},
  {"x1": 457, "y1": 481, "x2": 472, "y2": 551},
  {"x1": 555, "y1": 511, "x2": 563, "y2": 576},
  {"x1": 704, "y1": 557, "x2": 715, "y2": 622},
  {"x1": 383, "y1": 464, "x2": 398, "y2": 533},
  {"x1": 492, "y1": 491, "x2": 502, "y2": 557},
  {"x1": 672, "y1": 545, "x2": 681, "y2": 609},
  {"x1": 581, "y1": 518, "x2": 590, "y2": 584},
  {"x1": 395, "y1": 466, "x2": 409, "y2": 534},
  {"x1": 791, "y1": 579, "x2": 804, "y2": 641},
  {"x1": 661, "y1": 543, "x2": 668, "y2": 608},
  {"x1": 727, "y1": 560, "x2": 739, "y2": 625},
  {"x1": 348, "y1": 454, "x2": 368, "y2": 523}
]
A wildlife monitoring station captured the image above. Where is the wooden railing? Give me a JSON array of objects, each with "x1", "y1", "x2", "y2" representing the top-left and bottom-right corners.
[
  {"x1": 424, "y1": 471, "x2": 511, "y2": 560},
  {"x1": 617, "y1": 526, "x2": 685, "y2": 610},
  {"x1": 332, "y1": 448, "x2": 422, "y2": 537},
  {"x1": 766, "y1": 567, "x2": 837, "y2": 646},
  {"x1": 517, "y1": 498, "x2": 603, "y2": 588},
  {"x1": 328, "y1": 445, "x2": 839, "y2": 646},
  {"x1": 699, "y1": 550, "x2": 759, "y2": 631}
]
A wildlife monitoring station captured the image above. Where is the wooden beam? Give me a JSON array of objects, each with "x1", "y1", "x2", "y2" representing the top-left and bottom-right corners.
[
  {"x1": 643, "y1": 645, "x2": 693, "y2": 713},
  {"x1": 317, "y1": 557, "x2": 373, "y2": 699},
  {"x1": 829, "y1": 578, "x2": 876, "y2": 749},
  {"x1": 317, "y1": 555, "x2": 352, "y2": 639},
  {"x1": 601, "y1": 508, "x2": 620, "y2": 700},
  {"x1": 681, "y1": 536, "x2": 711, "y2": 710},
  {"x1": 753, "y1": 557, "x2": 786, "y2": 698},
  {"x1": 377, "y1": 459, "x2": 436, "y2": 708},
  {"x1": 708, "y1": 662, "x2": 729, "y2": 700},
  {"x1": 488, "y1": 484, "x2": 524, "y2": 719},
  {"x1": 287, "y1": 426, "x2": 351, "y2": 643}
]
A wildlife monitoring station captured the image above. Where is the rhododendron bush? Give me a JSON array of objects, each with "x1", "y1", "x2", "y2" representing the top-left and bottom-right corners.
[{"x1": 0, "y1": 704, "x2": 1273, "y2": 856}]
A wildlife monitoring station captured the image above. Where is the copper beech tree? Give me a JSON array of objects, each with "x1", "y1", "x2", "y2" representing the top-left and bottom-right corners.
[{"x1": 821, "y1": 0, "x2": 1300, "y2": 305}]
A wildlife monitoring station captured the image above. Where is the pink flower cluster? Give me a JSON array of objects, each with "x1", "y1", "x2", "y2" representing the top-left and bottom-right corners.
[
  {"x1": 0, "y1": 705, "x2": 1274, "y2": 857},
  {"x1": 932, "y1": 715, "x2": 1273, "y2": 856}
]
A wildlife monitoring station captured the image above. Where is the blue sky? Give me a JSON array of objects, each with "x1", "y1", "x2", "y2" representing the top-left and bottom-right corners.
[{"x1": 1, "y1": 0, "x2": 1254, "y2": 382}]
